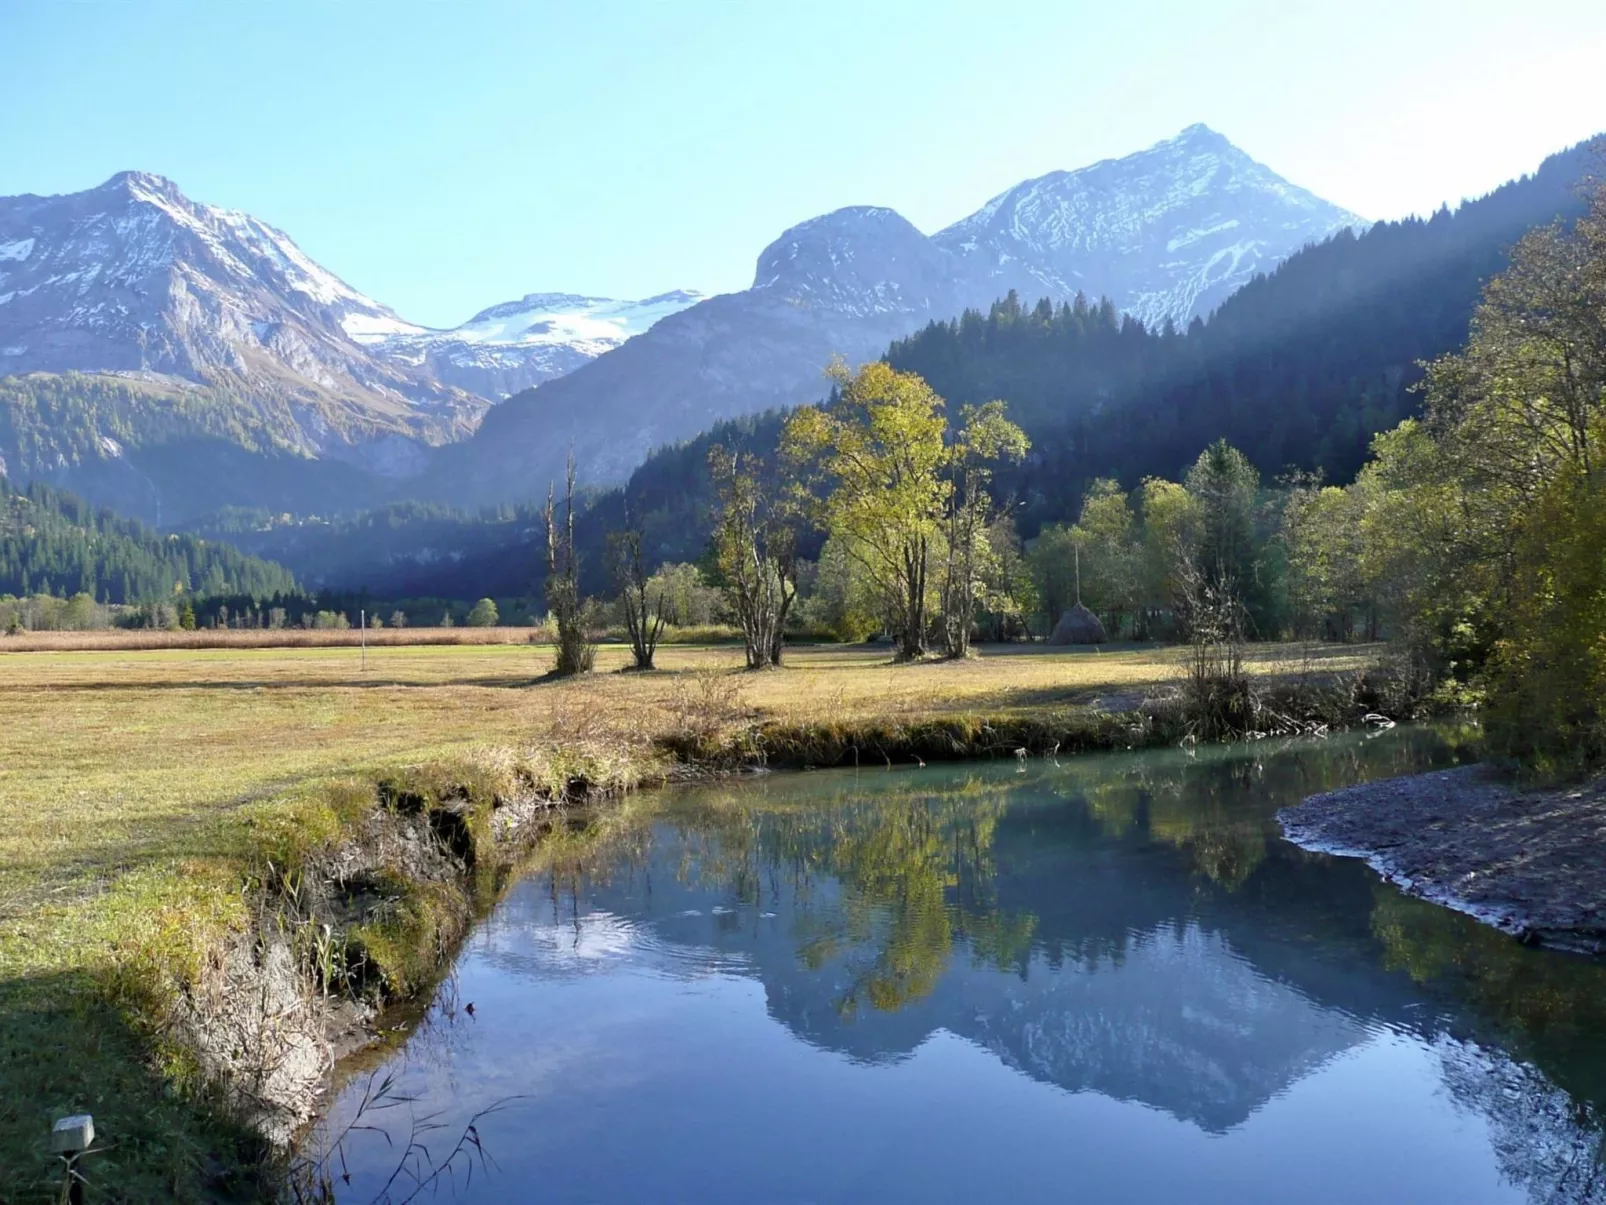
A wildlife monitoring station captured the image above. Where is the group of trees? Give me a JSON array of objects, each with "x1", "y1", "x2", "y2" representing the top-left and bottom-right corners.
[
  {"x1": 782, "y1": 362, "x2": 1029, "y2": 661},
  {"x1": 558, "y1": 373, "x2": 1427, "y2": 671},
  {"x1": 568, "y1": 361, "x2": 1031, "y2": 673},
  {"x1": 1298, "y1": 180, "x2": 1606, "y2": 771},
  {"x1": 574, "y1": 362, "x2": 1384, "y2": 668}
]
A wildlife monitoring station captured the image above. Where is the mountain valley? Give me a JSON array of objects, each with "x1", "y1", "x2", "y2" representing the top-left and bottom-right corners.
[{"x1": 1, "y1": 125, "x2": 1370, "y2": 521}]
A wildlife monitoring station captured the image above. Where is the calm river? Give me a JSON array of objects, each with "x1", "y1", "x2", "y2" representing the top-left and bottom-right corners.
[{"x1": 311, "y1": 728, "x2": 1606, "y2": 1204}]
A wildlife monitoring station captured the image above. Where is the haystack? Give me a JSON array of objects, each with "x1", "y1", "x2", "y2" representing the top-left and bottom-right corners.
[{"x1": 1048, "y1": 603, "x2": 1107, "y2": 645}]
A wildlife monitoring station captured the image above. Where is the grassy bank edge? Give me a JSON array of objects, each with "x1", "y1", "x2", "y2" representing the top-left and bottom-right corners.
[{"x1": 6, "y1": 672, "x2": 1400, "y2": 1200}]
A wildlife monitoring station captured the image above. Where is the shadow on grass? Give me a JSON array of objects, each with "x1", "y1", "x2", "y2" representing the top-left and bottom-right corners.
[{"x1": 0, "y1": 972, "x2": 272, "y2": 1204}]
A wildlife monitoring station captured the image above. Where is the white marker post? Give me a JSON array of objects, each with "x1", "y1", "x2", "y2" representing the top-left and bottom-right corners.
[{"x1": 53, "y1": 1113, "x2": 94, "y2": 1204}]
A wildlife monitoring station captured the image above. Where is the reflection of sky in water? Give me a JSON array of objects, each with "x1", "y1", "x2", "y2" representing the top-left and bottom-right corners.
[{"x1": 312, "y1": 730, "x2": 1606, "y2": 1204}]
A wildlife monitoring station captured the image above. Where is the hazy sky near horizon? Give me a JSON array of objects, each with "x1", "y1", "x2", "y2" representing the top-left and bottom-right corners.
[{"x1": 4, "y1": 1, "x2": 1604, "y2": 327}]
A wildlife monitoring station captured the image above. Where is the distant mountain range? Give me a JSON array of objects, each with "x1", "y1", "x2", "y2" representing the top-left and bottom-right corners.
[
  {"x1": 444, "y1": 124, "x2": 1364, "y2": 498},
  {"x1": 1, "y1": 125, "x2": 1373, "y2": 520},
  {"x1": 230, "y1": 133, "x2": 1599, "y2": 605},
  {"x1": 0, "y1": 170, "x2": 481, "y2": 475}
]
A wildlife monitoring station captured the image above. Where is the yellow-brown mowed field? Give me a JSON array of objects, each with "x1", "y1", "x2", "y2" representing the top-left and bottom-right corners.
[{"x1": 0, "y1": 638, "x2": 1375, "y2": 934}]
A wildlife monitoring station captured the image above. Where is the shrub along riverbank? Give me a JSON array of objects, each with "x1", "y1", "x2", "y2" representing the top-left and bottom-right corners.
[{"x1": 0, "y1": 640, "x2": 1390, "y2": 1200}]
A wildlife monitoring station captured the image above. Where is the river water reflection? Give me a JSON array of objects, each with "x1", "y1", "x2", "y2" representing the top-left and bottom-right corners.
[{"x1": 315, "y1": 728, "x2": 1606, "y2": 1203}]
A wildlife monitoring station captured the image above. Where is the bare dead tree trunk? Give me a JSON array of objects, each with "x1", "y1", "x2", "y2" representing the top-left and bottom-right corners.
[
  {"x1": 710, "y1": 446, "x2": 797, "y2": 670},
  {"x1": 543, "y1": 454, "x2": 594, "y2": 676},
  {"x1": 609, "y1": 511, "x2": 665, "y2": 670}
]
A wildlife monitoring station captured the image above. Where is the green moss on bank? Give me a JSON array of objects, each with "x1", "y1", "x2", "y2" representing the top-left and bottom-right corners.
[
  {"x1": 661, "y1": 708, "x2": 1174, "y2": 769},
  {"x1": 0, "y1": 746, "x2": 659, "y2": 1204}
]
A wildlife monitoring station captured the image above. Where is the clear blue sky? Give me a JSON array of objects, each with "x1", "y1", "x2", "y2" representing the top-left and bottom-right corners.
[{"x1": 4, "y1": 1, "x2": 1604, "y2": 328}]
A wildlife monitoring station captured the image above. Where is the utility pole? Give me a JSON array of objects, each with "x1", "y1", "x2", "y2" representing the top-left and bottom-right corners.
[{"x1": 360, "y1": 609, "x2": 366, "y2": 673}]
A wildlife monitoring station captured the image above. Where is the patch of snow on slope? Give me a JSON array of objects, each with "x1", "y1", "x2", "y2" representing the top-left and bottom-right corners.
[
  {"x1": 341, "y1": 311, "x2": 428, "y2": 341},
  {"x1": 395, "y1": 290, "x2": 706, "y2": 352},
  {"x1": 0, "y1": 239, "x2": 34, "y2": 262},
  {"x1": 1167, "y1": 220, "x2": 1240, "y2": 251}
]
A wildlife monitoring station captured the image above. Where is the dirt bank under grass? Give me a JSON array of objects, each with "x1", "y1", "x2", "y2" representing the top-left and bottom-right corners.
[{"x1": 1279, "y1": 765, "x2": 1606, "y2": 956}]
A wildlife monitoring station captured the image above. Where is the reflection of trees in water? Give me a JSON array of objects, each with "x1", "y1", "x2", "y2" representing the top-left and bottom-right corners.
[
  {"x1": 1369, "y1": 885, "x2": 1606, "y2": 1200},
  {"x1": 1077, "y1": 756, "x2": 1269, "y2": 890},
  {"x1": 1373, "y1": 887, "x2": 1606, "y2": 1116},
  {"x1": 660, "y1": 776, "x2": 1035, "y2": 1016},
  {"x1": 1071, "y1": 728, "x2": 1480, "y2": 890},
  {"x1": 537, "y1": 729, "x2": 1480, "y2": 1016},
  {"x1": 513, "y1": 730, "x2": 1606, "y2": 1196}
]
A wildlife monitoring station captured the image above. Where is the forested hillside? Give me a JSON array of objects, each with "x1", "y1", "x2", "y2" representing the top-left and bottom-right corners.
[
  {"x1": 201, "y1": 137, "x2": 1599, "y2": 600},
  {"x1": 0, "y1": 372, "x2": 388, "y2": 526},
  {"x1": 888, "y1": 135, "x2": 1598, "y2": 525},
  {"x1": 0, "y1": 476, "x2": 297, "y2": 602},
  {"x1": 207, "y1": 411, "x2": 794, "y2": 599}
]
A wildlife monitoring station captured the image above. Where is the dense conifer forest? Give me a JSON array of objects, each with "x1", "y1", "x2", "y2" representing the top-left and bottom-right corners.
[
  {"x1": 886, "y1": 136, "x2": 1597, "y2": 526},
  {"x1": 0, "y1": 476, "x2": 297, "y2": 603}
]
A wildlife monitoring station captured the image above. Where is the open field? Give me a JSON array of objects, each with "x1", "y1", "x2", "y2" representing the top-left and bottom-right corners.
[
  {"x1": 0, "y1": 638, "x2": 1379, "y2": 940},
  {"x1": 0, "y1": 639, "x2": 1378, "y2": 1198}
]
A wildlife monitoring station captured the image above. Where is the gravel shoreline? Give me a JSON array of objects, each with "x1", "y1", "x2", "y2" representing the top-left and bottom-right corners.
[{"x1": 1278, "y1": 764, "x2": 1606, "y2": 955}]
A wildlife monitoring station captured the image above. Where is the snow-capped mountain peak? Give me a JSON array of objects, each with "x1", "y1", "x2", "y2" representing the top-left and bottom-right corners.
[
  {"x1": 73, "y1": 169, "x2": 422, "y2": 341},
  {"x1": 366, "y1": 289, "x2": 707, "y2": 398},
  {"x1": 935, "y1": 126, "x2": 1365, "y2": 326},
  {"x1": 0, "y1": 171, "x2": 481, "y2": 464}
]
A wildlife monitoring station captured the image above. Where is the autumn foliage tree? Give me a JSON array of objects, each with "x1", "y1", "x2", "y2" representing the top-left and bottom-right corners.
[{"x1": 783, "y1": 362, "x2": 1026, "y2": 661}]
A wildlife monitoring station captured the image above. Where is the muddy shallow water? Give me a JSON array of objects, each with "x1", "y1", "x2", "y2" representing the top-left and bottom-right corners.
[{"x1": 308, "y1": 727, "x2": 1606, "y2": 1204}]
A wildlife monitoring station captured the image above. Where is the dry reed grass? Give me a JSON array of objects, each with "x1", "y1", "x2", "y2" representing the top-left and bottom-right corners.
[{"x1": 0, "y1": 625, "x2": 546, "y2": 653}]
